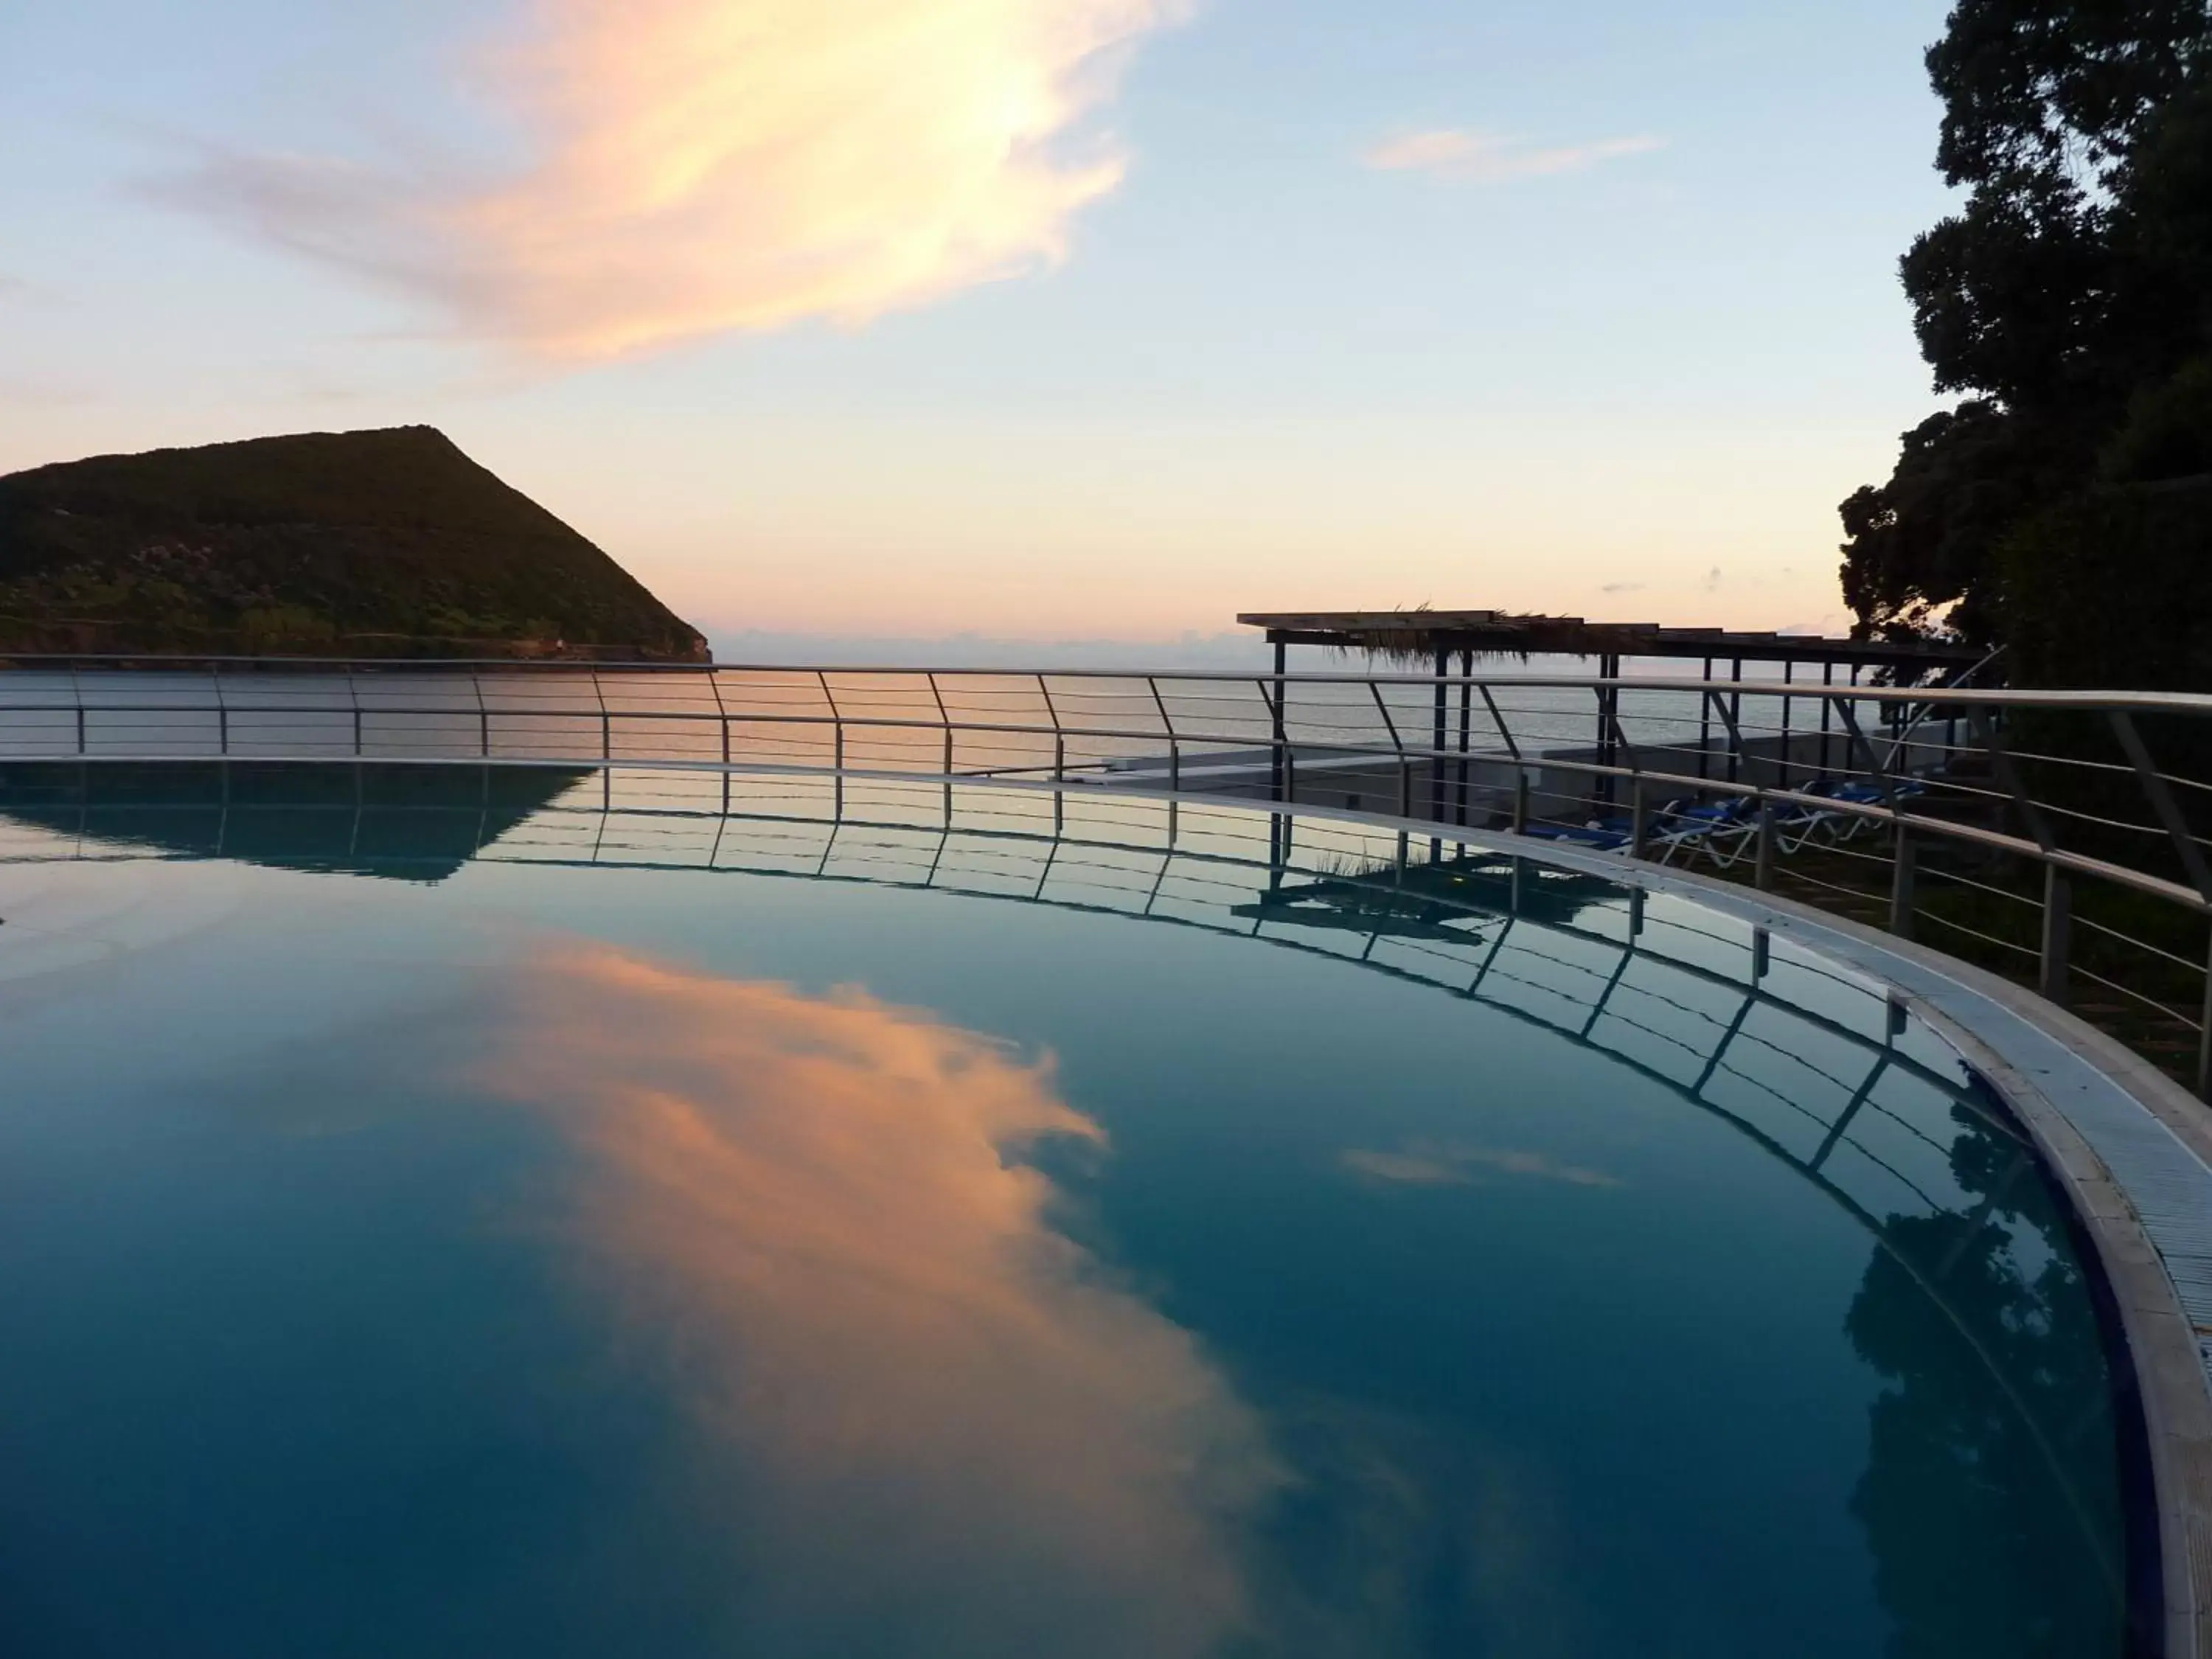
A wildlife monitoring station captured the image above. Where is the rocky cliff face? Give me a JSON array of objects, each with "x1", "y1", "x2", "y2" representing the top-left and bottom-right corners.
[{"x1": 0, "y1": 426, "x2": 709, "y2": 661}]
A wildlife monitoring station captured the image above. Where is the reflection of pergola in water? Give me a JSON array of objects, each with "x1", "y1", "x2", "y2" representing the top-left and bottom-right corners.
[
  {"x1": 0, "y1": 770, "x2": 2119, "y2": 1588},
  {"x1": 0, "y1": 770, "x2": 2012, "y2": 1180}
]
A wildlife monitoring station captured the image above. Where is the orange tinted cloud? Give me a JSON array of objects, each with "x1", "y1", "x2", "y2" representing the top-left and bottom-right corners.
[
  {"x1": 1365, "y1": 128, "x2": 1662, "y2": 184},
  {"x1": 1342, "y1": 1142, "x2": 1624, "y2": 1189},
  {"x1": 167, "y1": 0, "x2": 1184, "y2": 360},
  {"x1": 481, "y1": 948, "x2": 1279, "y2": 1652}
]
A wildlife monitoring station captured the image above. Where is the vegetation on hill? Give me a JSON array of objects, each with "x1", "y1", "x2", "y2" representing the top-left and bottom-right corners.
[
  {"x1": 1840, "y1": 1, "x2": 2212, "y2": 686},
  {"x1": 0, "y1": 426, "x2": 708, "y2": 660}
]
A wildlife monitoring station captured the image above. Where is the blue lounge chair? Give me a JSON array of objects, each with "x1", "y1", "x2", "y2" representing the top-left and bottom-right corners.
[
  {"x1": 1804, "y1": 776, "x2": 1923, "y2": 845},
  {"x1": 1520, "y1": 820, "x2": 1632, "y2": 853},
  {"x1": 1652, "y1": 797, "x2": 1757, "y2": 866}
]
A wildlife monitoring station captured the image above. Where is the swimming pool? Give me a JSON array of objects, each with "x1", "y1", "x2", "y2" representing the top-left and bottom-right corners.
[{"x1": 0, "y1": 763, "x2": 2141, "y2": 1657}]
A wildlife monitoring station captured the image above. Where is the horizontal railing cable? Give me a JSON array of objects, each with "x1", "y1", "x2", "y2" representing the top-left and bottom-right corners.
[{"x1": 10, "y1": 656, "x2": 2212, "y2": 1094}]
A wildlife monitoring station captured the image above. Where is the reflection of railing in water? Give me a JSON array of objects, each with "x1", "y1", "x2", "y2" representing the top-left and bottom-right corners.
[
  {"x1": 3, "y1": 655, "x2": 2211, "y2": 1095},
  {"x1": 0, "y1": 765, "x2": 2040, "y2": 1217},
  {"x1": 0, "y1": 763, "x2": 2132, "y2": 1616}
]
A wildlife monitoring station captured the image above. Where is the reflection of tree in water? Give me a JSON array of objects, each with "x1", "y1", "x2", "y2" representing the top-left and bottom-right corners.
[{"x1": 1846, "y1": 1102, "x2": 2132, "y2": 1658}]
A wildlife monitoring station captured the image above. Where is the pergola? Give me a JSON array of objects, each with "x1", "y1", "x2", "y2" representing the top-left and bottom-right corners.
[
  {"x1": 1237, "y1": 610, "x2": 1986, "y2": 678},
  {"x1": 1237, "y1": 609, "x2": 1991, "y2": 810}
]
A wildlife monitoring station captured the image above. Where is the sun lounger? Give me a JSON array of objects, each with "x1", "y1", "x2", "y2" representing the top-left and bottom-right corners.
[
  {"x1": 1520, "y1": 821, "x2": 1632, "y2": 853},
  {"x1": 1651, "y1": 798, "x2": 1756, "y2": 866}
]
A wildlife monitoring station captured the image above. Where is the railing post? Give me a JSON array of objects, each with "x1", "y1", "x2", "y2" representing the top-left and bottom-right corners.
[
  {"x1": 927, "y1": 672, "x2": 952, "y2": 776},
  {"x1": 1148, "y1": 678, "x2": 1180, "y2": 792},
  {"x1": 2040, "y1": 866, "x2": 2072, "y2": 1005},
  {"x1": 1778, "y1": 661, "x2": 1792, "y2": 792},
  {"x1": 1755, "y1": 801, "x2": 1775, "y2": 891},
  {"x1": 2198, "y1": 929, "x2": 2212, "y2": 1102},
  {"x1": 1698, "y1": 656, "x2": 1713, "y2": 778},
  {"x1": 76, "y1": 704, "x2": 86, "y2": 755},
  {"x1": 1037, "y1": 674, "x2": 1064, "y2": 782},
  {"x1": 1630, "y1": 789, "x2": 1649, "y2": 860},
  {"x1": 1368, "y1": 678, "x2": 1405, "y2": 820},
  {"x1": 2110, "y1": 711, "x2": 2212, "y2": 902},
  {"x1": 707, "y1": 669, "x2": 731, "y2": 784},
  {"x1": 1512, "y1": 770, "x2": 1530, "y2": 835},
  {"x1": 1889, "y1": 827, "x2": 1916, "y2": 939},
  {"x1": 1819, "y1": 662, "x2": 1834, "y2": 779},
  {"x1": 1456, "y1": 649, "x2": 1473, "y2": 826},
  {"x1": 1727, "y1": 657, "x2": 1743, "y2": 785},
  {"x1": 815, "y1": 669, "x2": 841, "y2": 773},
  {"x1": 1431, "y1": 650, "x2": 1447, "y2": 822},
  {"x1": 592, "y1": 669, "x2": 611, "y2": 770},
  {"x1": 1270, "y1": 641, "x2": 1288, "y2": 804},
  {"x1": 1590, "y1": 679, "x2": 1612, "y2": 815},
  {"x1": 1476, "y1": 684, "x2": 1520, "y2": 762}
]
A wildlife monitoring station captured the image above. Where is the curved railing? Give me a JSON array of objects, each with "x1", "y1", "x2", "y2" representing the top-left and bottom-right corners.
[{"x1": 4, "y1": 653, "x2": 2211, "y2": 1093}]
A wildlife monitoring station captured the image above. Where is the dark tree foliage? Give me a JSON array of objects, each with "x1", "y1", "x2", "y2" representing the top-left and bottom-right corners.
[
  {"x1": 1838, "y1": 401, "x2": 2074, "y2": 641},
  {"x1": 1840, "y1": 2, "x2": 2212, "y2": 682}
]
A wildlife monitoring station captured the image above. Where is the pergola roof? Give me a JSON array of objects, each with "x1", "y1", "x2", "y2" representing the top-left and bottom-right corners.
[{"x1": 1237, "y1": 610, "x2": 1984, "y2": 669}]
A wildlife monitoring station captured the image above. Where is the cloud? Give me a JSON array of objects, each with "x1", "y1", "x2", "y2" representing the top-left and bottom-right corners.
[
  {"x1": 1703, "y1": 566, "x2": 1725, "y2": 592},
  {"x1": 1340, "y1": 1148, "x2": 1474, "y2": 1187},
  {"x1": 1598, "y1": 580, "x2": 1646, "y2": 596},
  {"x1": 156, "y1": 0, "x2": 1186, "y2": 361},
  {"x1": 1364, "y1": 128, "x2": 1663, "y2": 184},
  {"x1": 479, "y1": 947, "x2": 1282, "y2": 1653},
  {"x1": 1341, "y1": 1143, "x2": 1622, "y2": 1189}
]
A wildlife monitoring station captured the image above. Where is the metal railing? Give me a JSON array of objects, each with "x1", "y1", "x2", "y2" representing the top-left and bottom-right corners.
[{"x1": 5, "y1": 654, "x2": 2211, "y2": 1093}]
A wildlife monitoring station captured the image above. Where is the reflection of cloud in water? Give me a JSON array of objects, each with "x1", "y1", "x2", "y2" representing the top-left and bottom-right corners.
[
  {"x1": 481, "y1": 948, "x2": 1282, "y2": 1658},
  {"x1": 1342, "y1": 1142, "x2": 1623, "y2": 1190}
]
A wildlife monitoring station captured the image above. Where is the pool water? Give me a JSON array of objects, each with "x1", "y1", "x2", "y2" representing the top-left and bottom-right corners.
[{"x1": 0, "y1": 766, "x2": 2136, "y2": 1658}]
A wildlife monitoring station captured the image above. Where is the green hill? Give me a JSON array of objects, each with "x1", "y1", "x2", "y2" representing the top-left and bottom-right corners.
[{"x1": 0, "y1": 426, "x2": 708, "y2": 660}]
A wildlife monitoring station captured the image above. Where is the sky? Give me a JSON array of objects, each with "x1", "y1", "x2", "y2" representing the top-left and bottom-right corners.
[{"x1": 0, "y1": 0, "x2": 1961, "y2": 652}]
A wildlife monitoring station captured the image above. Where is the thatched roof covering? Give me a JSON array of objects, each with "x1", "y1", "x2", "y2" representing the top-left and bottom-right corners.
[{"x1": 1237, "y1": 610, "x2": 1982, "y2": 669}]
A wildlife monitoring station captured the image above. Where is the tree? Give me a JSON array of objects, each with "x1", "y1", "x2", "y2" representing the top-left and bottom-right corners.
[{"x1": 1840, "y1": 2, "x2": 2212, "y2": 680}]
